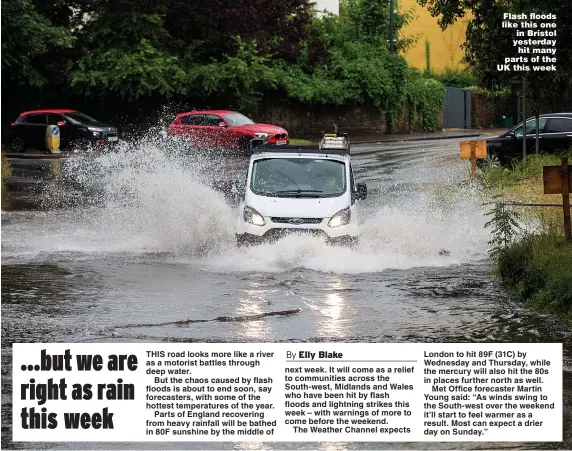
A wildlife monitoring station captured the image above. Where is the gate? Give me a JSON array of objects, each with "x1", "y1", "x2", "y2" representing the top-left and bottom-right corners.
[{"x1": 443, "y1": 87, "x2": 471, "y2": 129}]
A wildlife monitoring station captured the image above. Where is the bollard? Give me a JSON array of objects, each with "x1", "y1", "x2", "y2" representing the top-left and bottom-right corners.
[{"x1": 45, "y1": 125, "x2": 61, "y2": 154}]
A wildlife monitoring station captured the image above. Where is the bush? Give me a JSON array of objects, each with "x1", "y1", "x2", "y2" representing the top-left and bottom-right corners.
[
  {"x1": 406, "y1": 75, "x2": 445, "y2": 132},
  {"x1": 496, "y1": 233, "x2": 572, "y2": 326},
  {"x1": 432, "y1": 67, "x2": 477, "y2": 88}
]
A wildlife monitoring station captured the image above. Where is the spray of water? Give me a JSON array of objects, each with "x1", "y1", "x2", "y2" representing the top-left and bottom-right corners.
[{"x1": 2, "y1": 133, "x2": 495, "y2": 273}]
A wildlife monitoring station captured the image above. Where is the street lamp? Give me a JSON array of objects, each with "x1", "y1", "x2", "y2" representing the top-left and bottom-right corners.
[
  {"x1": 510, "y1": 77, "x2": 527, "y2": 159},
  {"x1": 389, "y1": 0, "x2": 395, "y2": 53}
]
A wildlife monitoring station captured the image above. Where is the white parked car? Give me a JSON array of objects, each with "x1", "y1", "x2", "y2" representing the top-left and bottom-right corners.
[{"x1": 235, "y1": 135, "x2": 367, "y2": 247}]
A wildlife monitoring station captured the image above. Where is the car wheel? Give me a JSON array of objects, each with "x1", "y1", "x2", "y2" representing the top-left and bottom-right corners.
[
  {"x1": 482, "y1": 150, "x2": 501, "y2": 168},
  {"x1": 9, "y1": 136, "x2": 25, "y2": 153}
]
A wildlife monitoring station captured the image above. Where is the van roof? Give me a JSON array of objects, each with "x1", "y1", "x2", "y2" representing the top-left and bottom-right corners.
[
  {"x1": 251, "y1": 151, "x2": 349, "y2": 161},
  {"x1": 254, "y1": 145, "x2": 351, "y2": 156}
]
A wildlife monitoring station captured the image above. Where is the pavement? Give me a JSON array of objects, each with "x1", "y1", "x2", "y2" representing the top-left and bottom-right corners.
[
  {"x1": 350, "y1": 128, "x2": 509, "y2": 144},
  {"x1": 3, "y1": 151, "x2": 68, "y2": 159}
]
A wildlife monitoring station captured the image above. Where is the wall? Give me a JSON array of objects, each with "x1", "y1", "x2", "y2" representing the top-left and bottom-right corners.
[
  {"x1": 399, "y1": 0, "x2": 470, "y2": 71},
  {"x1": 471, "y1": 91, "x2": 519, "y2": 129},
  {"x1": 247, "y1": 102, "x2": 430, "y2": 139}
]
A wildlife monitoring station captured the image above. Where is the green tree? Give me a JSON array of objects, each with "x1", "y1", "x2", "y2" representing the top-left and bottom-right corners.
[
  {"x1": 189, "y1": 37, "x2": 281, "y2": 109},
  {"x1": 416, "y1": 0, "x2": 572, "y2": 111},
  {"x1": 68, "y1": 1, "x2": 187, "y2": 102},
  {"x1": 1, "y1": 0, "x2": 74, "y2": 88}
]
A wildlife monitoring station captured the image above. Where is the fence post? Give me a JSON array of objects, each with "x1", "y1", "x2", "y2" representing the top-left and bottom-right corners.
[
  {"x1": 471, "y1": 142, "x2": 477, "y2": 183},
  {"x1": 562, "y1": 158, "x2": 571, "y2": 241}
]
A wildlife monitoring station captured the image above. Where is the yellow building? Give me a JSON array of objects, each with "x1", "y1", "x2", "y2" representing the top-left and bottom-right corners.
[{"x1": 399, "y1": 0, "x2": 470, "y2": 71}]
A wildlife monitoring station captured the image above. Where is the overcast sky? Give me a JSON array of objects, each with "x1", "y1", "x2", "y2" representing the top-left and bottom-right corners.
[{"x1": 314, "y1": 0, "x2": 339, "y2": 14}]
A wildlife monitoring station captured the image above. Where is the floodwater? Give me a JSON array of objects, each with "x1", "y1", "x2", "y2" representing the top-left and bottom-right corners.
[{"x1": 2, "y1": 137, "x2": 571, "y2": 449}]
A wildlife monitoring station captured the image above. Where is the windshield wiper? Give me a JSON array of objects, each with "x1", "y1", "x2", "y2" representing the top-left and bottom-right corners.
[{"x1": 274, "y1": 189, "x2": 324, "y2": 198}]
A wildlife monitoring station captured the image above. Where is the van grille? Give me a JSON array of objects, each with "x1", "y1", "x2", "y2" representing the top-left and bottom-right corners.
[
  {"x1": 263, "y1": 228, "x2": 327, "y2": 240},
  {"x1": 271, "y1": 217, "x2": 323, "y2": 225}
]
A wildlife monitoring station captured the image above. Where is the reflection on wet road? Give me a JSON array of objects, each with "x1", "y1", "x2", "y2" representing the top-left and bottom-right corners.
[{"x1": 2, "y1": 138, "x2": 570, "y2": 449}]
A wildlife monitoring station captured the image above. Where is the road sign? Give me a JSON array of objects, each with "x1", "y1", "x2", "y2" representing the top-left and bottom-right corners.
[
  {"x1": 460, "y1": 140, "x2": 487, "y2": 159},
  {"x1": 460, "y1": 140, "x2": 487, "y2": 182},
  {"x1": 543, "y1": 158, "x2": 571, "y2": 241},
  {"x1": 543, "y1": 165, "x2": 572, "y2": 194}
]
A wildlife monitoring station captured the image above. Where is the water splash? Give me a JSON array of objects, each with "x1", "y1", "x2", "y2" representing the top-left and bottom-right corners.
[
  {"x1": 3, "y1": 137, "x2": 493, "y2": 273},
  {"x1": 202, "y1": 189, "x2": 491, "y2": 274}
]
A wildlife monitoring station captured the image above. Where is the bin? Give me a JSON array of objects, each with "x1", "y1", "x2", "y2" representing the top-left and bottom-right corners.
[{"x1": 499, "y1": 116, "x2": 513, "y2": 128}]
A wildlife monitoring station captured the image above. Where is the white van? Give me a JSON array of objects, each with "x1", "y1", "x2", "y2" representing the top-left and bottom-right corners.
[{"x1": 235, "y1": 135, "x2": 367, "y2": 246}]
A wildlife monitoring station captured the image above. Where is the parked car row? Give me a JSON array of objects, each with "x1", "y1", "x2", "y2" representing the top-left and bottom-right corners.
[
  {"x1": 8, "y1": 108, "x2": 570, "y2": 161},
  {"x1": 6, "y1": 108, "x2": 289, "y2": 154}
]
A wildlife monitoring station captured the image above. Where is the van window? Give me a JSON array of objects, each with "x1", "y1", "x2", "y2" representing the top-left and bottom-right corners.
[{"x1": 251, "y1": 158, "x2": 346, "y2": 198}]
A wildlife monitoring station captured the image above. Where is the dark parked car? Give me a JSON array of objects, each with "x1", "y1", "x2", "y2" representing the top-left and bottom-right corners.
[
  {"x1": 486, "y1": 113, "x2": 572, "y2": 165},
  {"x1": 7, "y1": 109, "x2": 119, "y2": 152}
]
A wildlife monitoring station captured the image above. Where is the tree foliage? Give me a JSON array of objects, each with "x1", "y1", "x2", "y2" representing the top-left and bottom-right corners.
[
  {"x1": 189, "y1": 38, "x2": 280, "y2": 109},
  {"x1": 1, "y1": 0, "x2": 445, "y2": 132},
  {"x1": 416, "y1": 0, "x2": 572, "y2": 112},
  {"x1": 1, "y1": 0, "x2": 74, "y2": 88},
  {"x1": 68, "y1": 3, "x2": 187, "y2": 101},
  {"x1": 406, "y1": 75, "x2": 446, "y2": 131},
  {"x1": 164, "y1": 0, "x2": 311, "y2": 62}
]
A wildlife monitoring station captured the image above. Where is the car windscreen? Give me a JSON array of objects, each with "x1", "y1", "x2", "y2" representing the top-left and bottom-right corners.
[
  {"x1": 250, "y1": 158, "x2": 346, "y2": 198},
  {"x1": 513, "y1": 118, "x2": 548, "y2": 137},
  {"x1": 223, "y1": 113, "x2": 255, "y2": 126},
  {"x1": 64, "y1": 112, "x2": 101, "y2": 125}
]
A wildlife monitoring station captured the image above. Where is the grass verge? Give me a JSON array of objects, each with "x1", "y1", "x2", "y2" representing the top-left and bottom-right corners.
[
  {"x1": 480, "y1": 152, "x2": 572, "y2": 233},
  {"x1": 1, "y1": 152, "x2": 11, "y2": 190},
  {"x1": 481, "y1": 153, "x2": 572, "y2": 327},
  {"x1": 495, "y1": 232, "x2": 572, "y2": 327}
]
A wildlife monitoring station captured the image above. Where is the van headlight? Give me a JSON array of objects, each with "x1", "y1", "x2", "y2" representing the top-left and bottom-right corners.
[
  {"x1": 328, "y1": 207, "x2": 351, "y2": 228},
  {"x1": 244, "y1": 206, "x2": 265, "y2": 226}
]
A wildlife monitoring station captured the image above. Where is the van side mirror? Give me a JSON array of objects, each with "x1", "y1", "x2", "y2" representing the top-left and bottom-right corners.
[{"x1": 356, "y1": 183, "x2": 367, "y2": 200}]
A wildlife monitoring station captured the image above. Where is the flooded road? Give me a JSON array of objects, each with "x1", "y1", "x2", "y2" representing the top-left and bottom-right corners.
[{"x1": 2, "y1": 138, "x2": 571, "y2": 449}]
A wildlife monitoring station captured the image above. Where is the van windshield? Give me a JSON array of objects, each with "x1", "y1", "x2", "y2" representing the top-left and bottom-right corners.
[{"x1": 250, "y1": 158, "x2": 346, "y2": 198}]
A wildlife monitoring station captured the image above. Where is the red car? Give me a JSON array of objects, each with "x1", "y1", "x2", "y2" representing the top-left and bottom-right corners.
[{"x1": 167, "y1": 110, "x2": 289, "y2": 151}]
